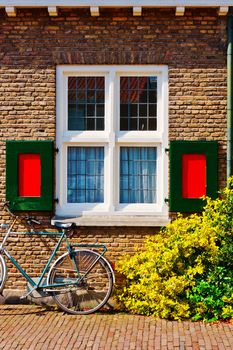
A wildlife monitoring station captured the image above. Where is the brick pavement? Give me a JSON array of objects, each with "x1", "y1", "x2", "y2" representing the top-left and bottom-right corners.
[{"x1": 0, "y1": 305, "x2": 233, "y2": 350}]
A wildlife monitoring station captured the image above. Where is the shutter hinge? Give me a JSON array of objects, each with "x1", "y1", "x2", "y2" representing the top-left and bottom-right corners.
[
  {"x1": 165, "y1": 148, "x2": 170, "y2": 153},
  {"x1": 164, "y1": 198, "x2": 169, "y2": 204},
  {"x1": 54, "y1": 198, "x2": 59, "y2": 204},
  {"x1": 55, "y1": 148, "x2": 59, "y2": 153}
]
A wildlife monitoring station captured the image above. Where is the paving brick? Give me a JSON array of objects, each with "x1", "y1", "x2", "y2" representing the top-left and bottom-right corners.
[{"x1": 0, "y1": 305, "x2": 233, "y2": 349}]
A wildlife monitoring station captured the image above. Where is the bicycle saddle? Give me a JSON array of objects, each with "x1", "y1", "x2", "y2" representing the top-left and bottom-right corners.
[{"x1": 53, "y1": 222, "x2": 75, "y2": 229}]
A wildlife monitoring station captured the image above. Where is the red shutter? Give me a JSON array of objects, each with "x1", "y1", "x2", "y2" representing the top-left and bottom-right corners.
[
  {"x1": 182, "y1": 154, "x2": 206, "y2": 199},
  {"x1": 18, "y1": 154, "x2": 41, "y2": 197}
]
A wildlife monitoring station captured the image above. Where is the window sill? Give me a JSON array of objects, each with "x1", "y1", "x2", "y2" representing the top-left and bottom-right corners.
[{"x1": 51, "y1": 215, "x2": 170, "y2": 227}]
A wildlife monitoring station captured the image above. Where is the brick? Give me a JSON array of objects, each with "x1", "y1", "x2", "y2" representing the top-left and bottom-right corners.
[{"x1": 0, "y1": 7, "x2": 228, "y2": 289}]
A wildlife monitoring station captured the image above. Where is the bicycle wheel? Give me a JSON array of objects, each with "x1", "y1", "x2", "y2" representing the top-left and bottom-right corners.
[
  {"x1": 0, "y1": 255, "x2": 7, "y2": 293},
  {"x1": 47, "y1": 249, "x2": 113, "y2": 315}
]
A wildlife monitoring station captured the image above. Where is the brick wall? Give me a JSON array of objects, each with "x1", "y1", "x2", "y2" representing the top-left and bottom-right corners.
[{"x1": 0, "y1": 7, "x2": 227, "y2": 289}]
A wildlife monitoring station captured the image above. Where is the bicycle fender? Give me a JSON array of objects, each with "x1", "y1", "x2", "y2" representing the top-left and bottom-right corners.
[
  {"x1": 0, "y1": 255, "x2": 8, "y2": 293},
  {"x1": 47, "y1": 250, "x2": 115, "y2": 285}
]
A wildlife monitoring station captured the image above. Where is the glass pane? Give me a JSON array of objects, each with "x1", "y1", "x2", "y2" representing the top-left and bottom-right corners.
[
  {"x1": 86, "y1": 118, "x2": 95, "y2": 130},
  {"x1": 68, "y1": 104, "x2": 76, "y2": 117},
  {"x1": 129, "y1": 77, "x2": 139, "y2": 89},
  {"x1": 96, "y1": 104, "x2": 104, "y2": 117},
  {"x1": 96, "y1": 90, "x2": 104, "y2": 102},
  {"x1": 67, "y1": 147, "x2": 104, "y2": 203},
  {"x1": 120, "y1": 147, "x2": 157, "y2": 203},
  {"x1": 139, "y1": 118, "x2": 147, "y2": 130},
  {"x1": 68, "y1": 118, "x2": 85, "y2": 131},
  {"x1": 77, "y1": 104, "x2": 86, "y2": 117},
  {"x1": 120, "y1": 77, "x2": 129, "y2": 90},
  {"x1": 87, "y1": 89, "x2": 95, "y2": 103},
  {"x1": 129, "y1": 118, "x2": 138, "y2": 130},
  {"x1": 77, "y1": 77, "x2": 86, "y2": 89},
  {"x1": 68, "y1": 77, "x2": 77, "y2": 89},
  {"x1": 87, "y1": 104, "x2": 95, "y2": 117},
  {"x1": 68, "y1": 77, "x2": 105, "y2": 131},
  {"x1": 139, "y1": 90, "x2": 147, "y2": 103},
  {"x1": 149, "y1": 76, "x2": 157, "y2": 90},
  {"x1": 130, "y1": 104, "x2": 137, "y2": 117},
  {"x1": 120, "y1": 90, "x2": 129, "y2": 103},
  {"x1": 139, "y1": 104, "x2": 147, "y2": 117},
  {"x1": 149, "y1": 104, "x2": 157, "y2": 117},
  {"x1": 96, "y1": 77, "x2": 104, "y2": 89},
  {"x1": 96, "y1": 118, "x2": 104, "y2": 130},
  {"x1": 87, "y1": 77, "x2": 95, "y2": 89},
  {"x1": 77, "y1": 90, "x2": 86, "y2": 102},
  {"x1": 149, "y1": 118, "x2": 157, "y2": 130},
  {"x1": 120, "y1": 76, "x2": 157, "y2": 131},
  {"x1": 68, "y1": 90, "x2": 76, "y2": 103},
  {"x1": 120, "y1": 104, "x2": 129, "y2": 117},
  {"x1": 149, "y1": 90, "x2": 156, "y2": 103},
  {"x1": 129, "y1": 90, "x2": 139, "y2": 103},
  {"x1": 120, "y1": 118, "x2": 128, "y2": 130}
]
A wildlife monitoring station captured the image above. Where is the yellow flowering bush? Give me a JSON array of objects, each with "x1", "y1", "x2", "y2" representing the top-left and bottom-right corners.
[{"x1": 115, "y1": 179, "x2": 233, "y2": 321}]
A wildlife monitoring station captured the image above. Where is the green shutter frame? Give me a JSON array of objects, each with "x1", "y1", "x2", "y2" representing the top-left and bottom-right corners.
[
  {"x1": 170, "y1": 140, "x2": 218, "y2": 212},
  {"x1": 6, "y1": 140, "x2": 54, "y2": 211}
]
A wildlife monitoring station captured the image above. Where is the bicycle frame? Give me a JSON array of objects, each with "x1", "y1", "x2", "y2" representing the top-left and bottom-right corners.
[{"x1": 0, "y1": 217, "x2": 108, "y2": 291}]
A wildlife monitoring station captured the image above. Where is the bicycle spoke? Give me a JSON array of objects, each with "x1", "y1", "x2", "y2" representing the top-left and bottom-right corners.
[{"x1": 48, "y1": 250, "x2": 113, "y2": 315}]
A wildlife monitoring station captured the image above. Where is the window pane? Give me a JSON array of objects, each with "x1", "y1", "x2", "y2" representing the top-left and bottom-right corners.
[
  {"x1": 139, "y1": 118, "x2": 147, "y2": 130},
  {"x1": 120, "y1": 118, "x2": 128, "y2": 130},
  {"x1": 86, "y1": 118, "x2": 95, "y2": 130},
  {"x1": 96, "y1": 90, "x2": 104, "y2": 102},
  {"x1": 67, "y1": 147, "x2": 104, "y2": 203},
  {"x1": 149, "y1": 104, "x2": 157, "y2": 117},
  {"x1": 96, "y1": 104, "x2": 104, "y2": 117},
  {"x1": 87, "y1": 104, "x2": 95, "y2": 117},
  {"x1": 129, "y1": 118, "x2": 138, "y2": 130},
  {"x1": 149, "y1": 118, "x2": 157, "y2": 130},
  {"x1": 120, "y1": 76, "x2": 157, "y2": 131},
  {"x1": 120, "y1": 147, "x2": 157, "y2": 203},
  {"x1": 120, "y1": 104, "x2": 129, "y2": 117},
  {"x1": 68, "y1": 77, "x2": 105, "y2": 131},
  {"x1": 96, "y1": 118, "x2": 104, "y2": 130},
  {"x1": 77, "y1": 90, "x2": 86, "y2": 102},
  {"x1": 130, "y1": 104, "x2": 137, "y2": 117}
]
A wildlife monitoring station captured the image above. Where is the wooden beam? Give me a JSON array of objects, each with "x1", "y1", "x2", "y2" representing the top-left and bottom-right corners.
[
  {"x1": 218, "y1": 6, "x2": 228, "y2": 15},
  {"x1": 175, "y1": 6, "x2": 185, "y2": 16},
  {"x1": 133, "y1": 6, "x2": 142, "y2": 16},
  {"x1": 5, "y1": 6, "x2": 16, "y2": 16},
  {"x1": 90, "y1": 6, "x2": 99, "y2": 16},
  {"x1": 48, "y1": 6, "x2": 58, "y2": 16}
]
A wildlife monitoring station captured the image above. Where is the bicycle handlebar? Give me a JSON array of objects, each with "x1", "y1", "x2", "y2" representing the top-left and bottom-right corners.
[
  {"x1": 2, "y1": 202, "x2": 41, "y2": 226},
  {"x1": 26, "y1": 217, "x2": 41, "y2": 226}
]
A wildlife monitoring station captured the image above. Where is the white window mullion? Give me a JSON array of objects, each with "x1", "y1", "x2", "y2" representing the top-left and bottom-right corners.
[
  {"x1": 105, "y1": 70, "x2": 116, "y2": 212},
  {"x1": 64, "y1": 75, "x2": 68, "y2": 133},
  {"x1": 56, "y1": 68, "x2": 65, "y2": 208},
  {"x1": 161, "y1": 71, "x2": 169, "y2": 215}
]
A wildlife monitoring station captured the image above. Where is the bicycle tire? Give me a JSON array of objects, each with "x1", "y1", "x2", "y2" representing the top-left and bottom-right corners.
[
  {"x1": 47, "y1": 249, "x2": 113, "y2": 315},
  {"x1": 0, "y1": 255, "x2": 7, "y2": 294}
]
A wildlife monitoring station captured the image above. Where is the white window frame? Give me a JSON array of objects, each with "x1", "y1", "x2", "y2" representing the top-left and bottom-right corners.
[{"x1": 56, "y1": 65, "x2": 169, "y2": 222}]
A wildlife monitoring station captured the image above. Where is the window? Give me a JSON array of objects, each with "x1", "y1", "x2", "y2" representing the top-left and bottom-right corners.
[
  {"x1": 68, "y1": 77, "x2": 105, "y2": 131},
  {"x1": 67, "y1": 146, "x2": 104, "y2": 203},
  {"x1": 120, "y1": 147, "x2": 157, "y2": 204},
  {"x1": 56, "y1": 66, "x2": 168, "y2": 223},
  {"x1": 120, "y1": 76, "x2": 157, "y2": 131}
]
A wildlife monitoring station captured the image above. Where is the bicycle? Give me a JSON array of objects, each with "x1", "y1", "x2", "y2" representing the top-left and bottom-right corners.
[{"x1": 0, "y1": 202, "x2": 115, "y2": 315}]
